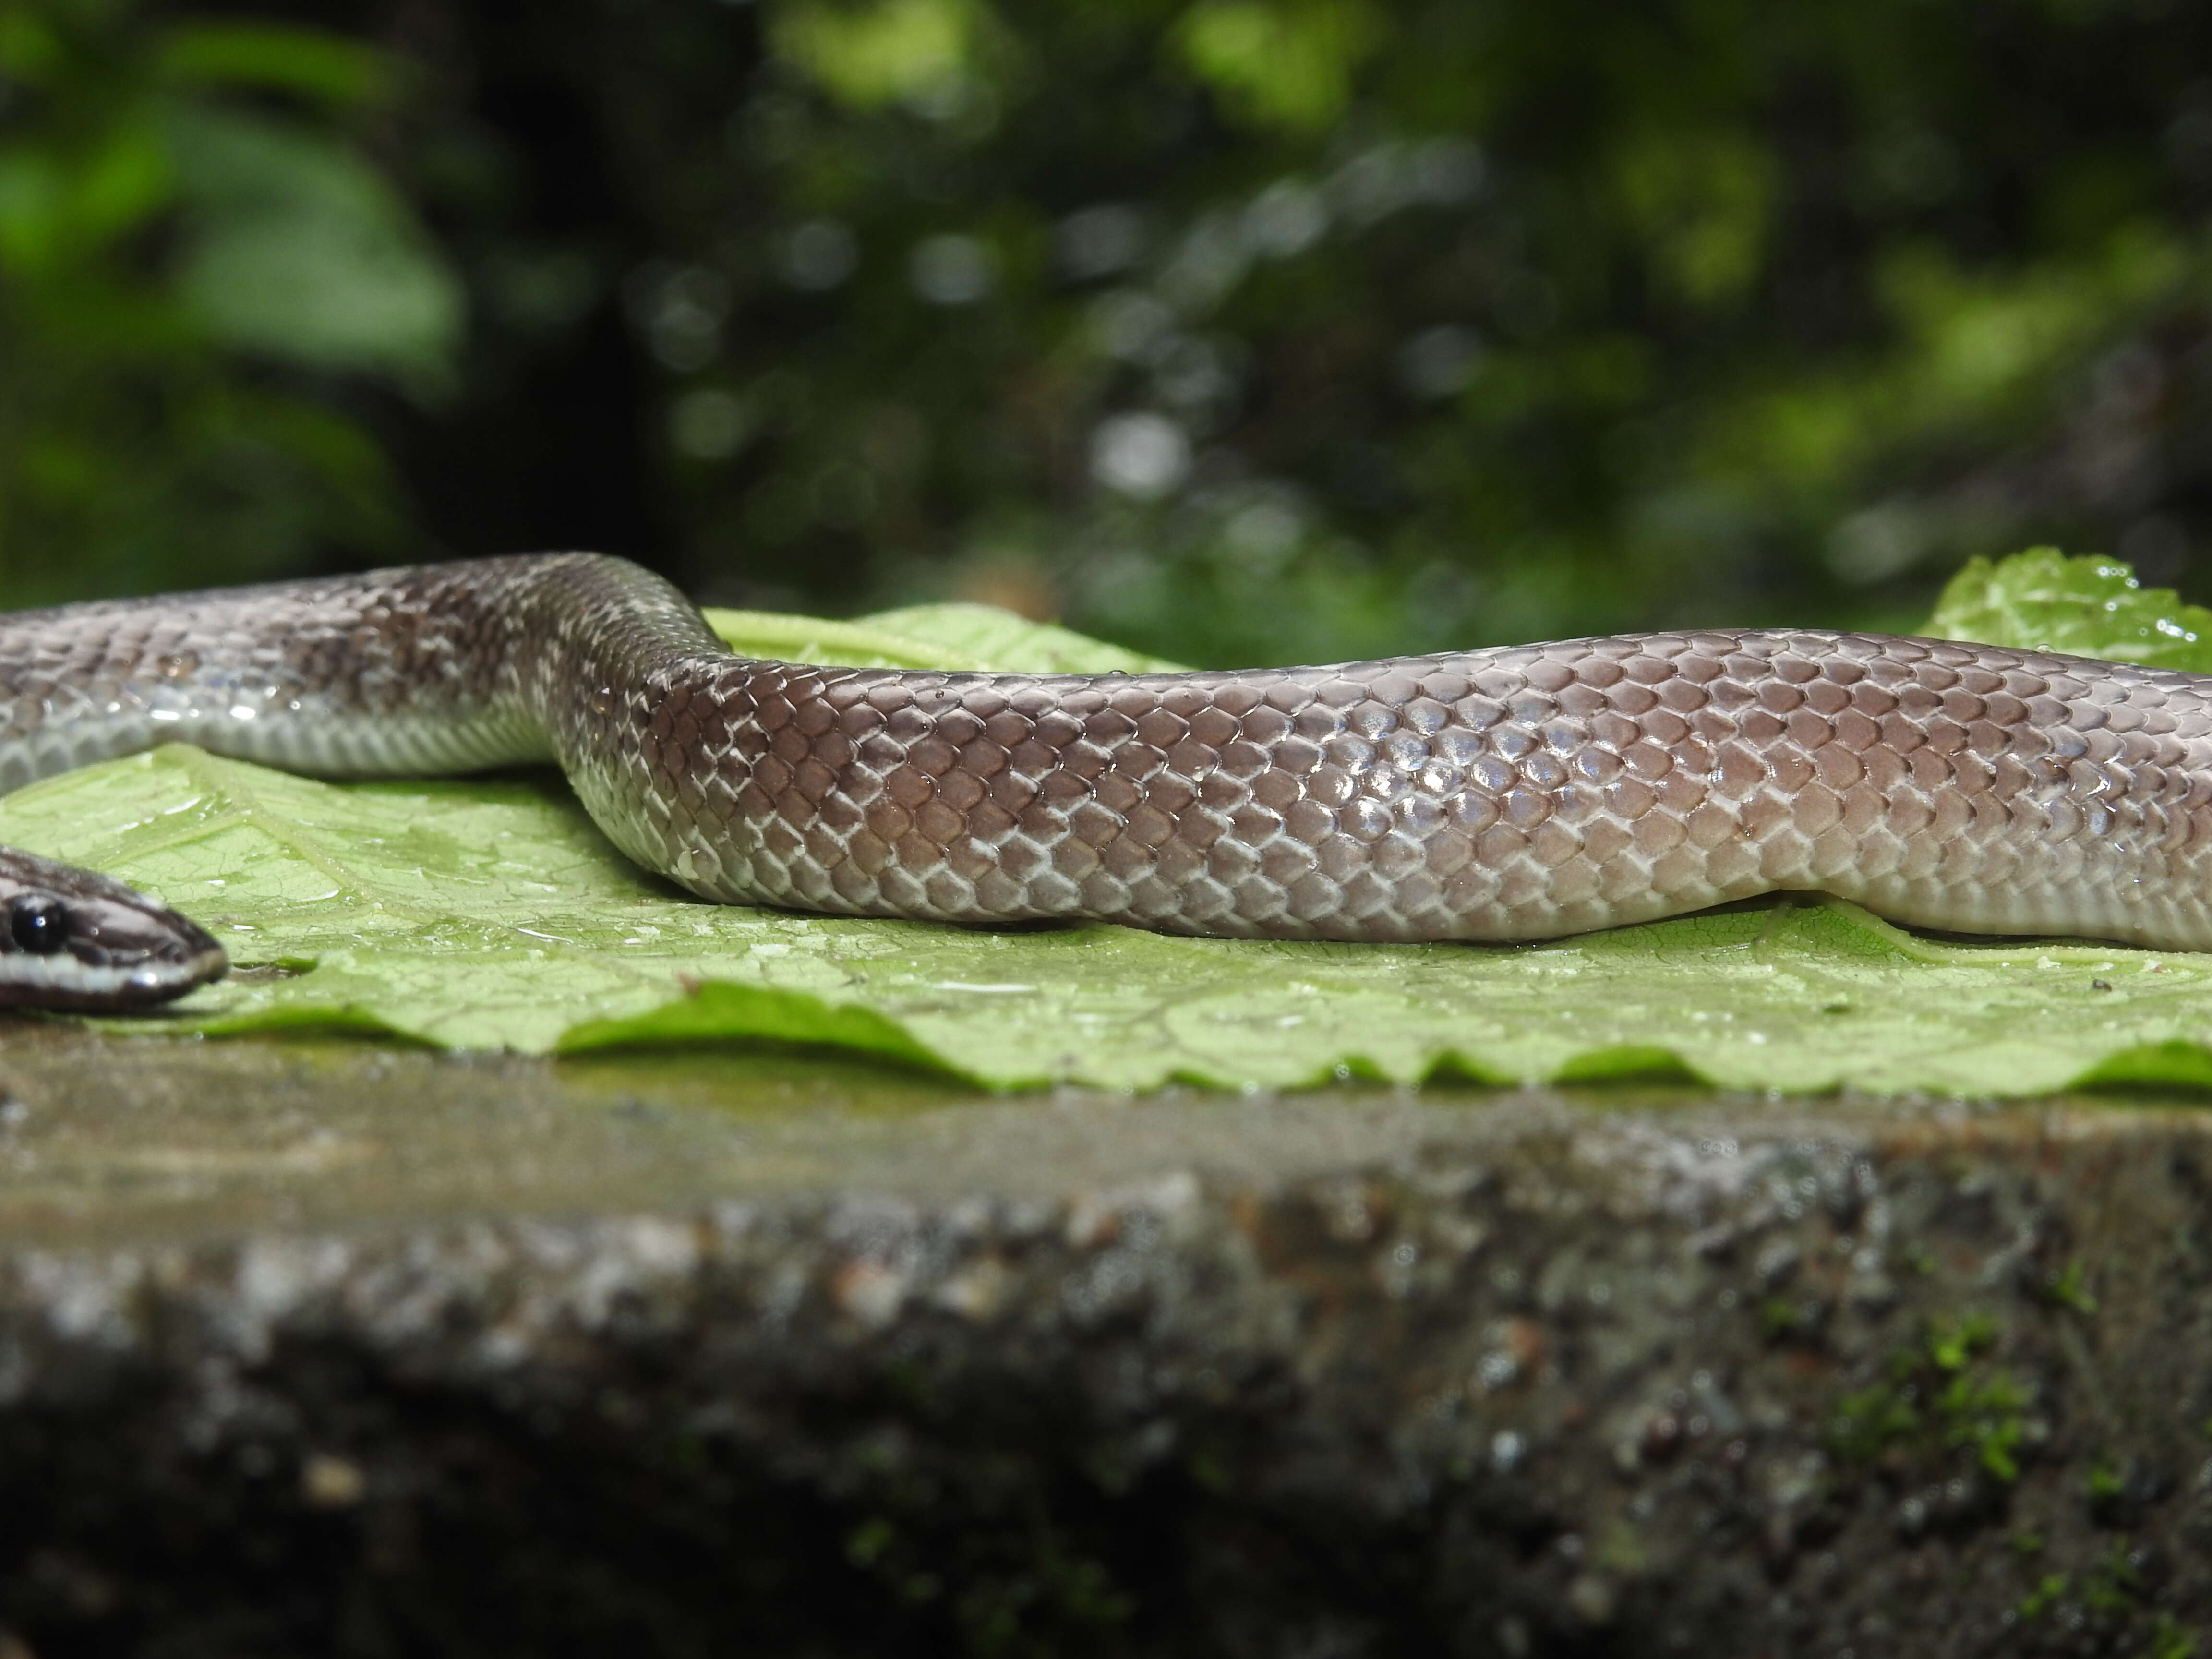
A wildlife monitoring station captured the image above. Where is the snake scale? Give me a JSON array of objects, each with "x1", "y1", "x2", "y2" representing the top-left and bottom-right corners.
[{"x1": 3, "y1": 550, "x2": 2211, "y2": 1008}]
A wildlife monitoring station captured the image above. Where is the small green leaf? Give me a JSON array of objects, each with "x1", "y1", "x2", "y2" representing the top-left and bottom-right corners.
[
  {"x1": 0, "y1": 119, "x2": 174, "y2": 276},
  {"x1": 0, "y1": 9, "x2": 63, "y2": 81},
  {"x1": 702, "y1": 601, "x2": 1186, "y2": 675},
  {"x1": 2018, "y1": 1572, "x2": 2068, "y2": 1622},
  {"x1": 156, "y1": 24, "x2": 393, "y2": 106},
  {"x1": 0, "y1": 150, "x2": 65, "y2": 272},
  {"x1": 1922, "y1": 545, "x2": 2212, "y2": 671},
  {"x1": 1173, "y1": 0, "x2": 1385, "y2": 132},
  {"x1": 168, "y1": 108, "x2": 462, "y2": 378},
  {"x1": 769, "y1": 0, "x2": 984, "y2": 112}
]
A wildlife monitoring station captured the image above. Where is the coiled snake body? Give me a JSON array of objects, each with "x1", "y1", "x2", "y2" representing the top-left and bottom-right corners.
[{"x1": 5, "y1": 552, "x2": 2212, "y2": 1007}]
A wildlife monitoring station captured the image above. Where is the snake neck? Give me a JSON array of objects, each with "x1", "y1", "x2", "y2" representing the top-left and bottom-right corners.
[{"x1": 499, "y1": 555, "x2": 748, "y2": 885}]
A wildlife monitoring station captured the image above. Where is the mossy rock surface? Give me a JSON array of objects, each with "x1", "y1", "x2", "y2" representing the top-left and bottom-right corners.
[{"x1": 0, "y1": 1030, "x2": 2206, "y2": 1655}]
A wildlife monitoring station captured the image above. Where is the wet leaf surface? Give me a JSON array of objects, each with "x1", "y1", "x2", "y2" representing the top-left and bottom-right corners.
[{"x1": 9, "y1": 555, "x2": 2212, "y2": 1094}]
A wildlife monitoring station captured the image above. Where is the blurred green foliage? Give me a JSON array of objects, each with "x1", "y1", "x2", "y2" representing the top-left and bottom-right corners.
[
  {"x1": 7, "y1": 0, "x2": 2212, "y2": 663},
  {"x1": 0, "y1": 0, "x2": 455, "y2": 602}
]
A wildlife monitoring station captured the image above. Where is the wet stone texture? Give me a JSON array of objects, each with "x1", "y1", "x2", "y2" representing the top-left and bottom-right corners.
[{"x1": 0, "y1": 1033, "x2": 2205, "y2": 1656}]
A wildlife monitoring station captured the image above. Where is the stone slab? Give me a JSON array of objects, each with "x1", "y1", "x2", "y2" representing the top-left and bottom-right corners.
[{"x1": 0, "y1": 1029, "x2": 2204, "y2": 1656}]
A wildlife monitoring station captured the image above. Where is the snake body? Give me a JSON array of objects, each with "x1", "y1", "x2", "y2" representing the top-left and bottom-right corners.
[{"x1": 5, "y1": 551, "x2": 2212, "y2": 1008}]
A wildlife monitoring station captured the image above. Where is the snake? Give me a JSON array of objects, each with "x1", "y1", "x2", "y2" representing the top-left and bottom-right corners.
[{"x1": 2, "y1": 550, "x2": 2210, "y2": 1011}]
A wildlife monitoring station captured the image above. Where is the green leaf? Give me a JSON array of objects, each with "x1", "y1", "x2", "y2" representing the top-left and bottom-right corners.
[
  {"x1": 0, "y1": 150, "x2": 67, "y2": 273},
  {"x1": 0, "y1": 122, "x2": 172, "y2": 276},
  {"x1": 167, "y1": 108, "x2": 463, "y2": 379},
  {"x1": 156, "y1": 24, "x2": 393, "y2": 107},
  {"x1": 10, "y1": 556, "x2": 2212, "y2": 1094},
  {"x1": 0, "y1": 9, "x2": 62, "y2": 82},
  {"x1": 1921, "y1": 544, "x2": 2212, "y2": 670},
  {"x1": 703, "y1": 601, "x2": 1188, "y2": 674},
  {"x1": 1173, "y1": 0, "x2": 1386, "y2": 133},
  {"x1": 769, "y1": 0, "x2": 985, "y2": 112}
]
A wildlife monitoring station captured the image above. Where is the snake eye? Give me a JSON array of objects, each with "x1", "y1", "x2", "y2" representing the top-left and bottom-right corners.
[{"x1": 8, "y1": 893, "x2": 69, "y2": 955}]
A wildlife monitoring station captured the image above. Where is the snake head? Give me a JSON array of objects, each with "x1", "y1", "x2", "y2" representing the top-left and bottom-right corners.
[{"x1": 0, "y1": 849, "x2": 228, "y2": 1011}]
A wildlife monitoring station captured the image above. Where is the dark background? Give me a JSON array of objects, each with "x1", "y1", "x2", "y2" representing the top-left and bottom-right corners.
[{"x1": 6, "y1": 0, "x2": 2212, "y2": 665}]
